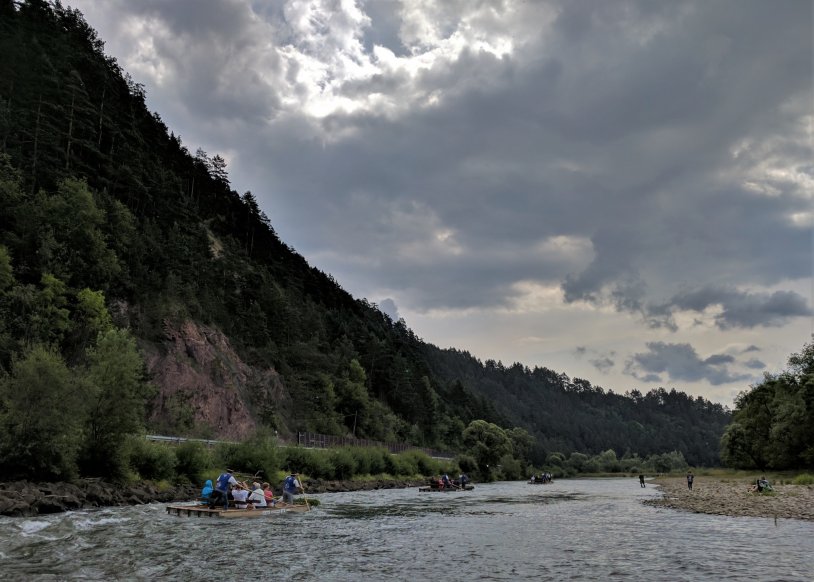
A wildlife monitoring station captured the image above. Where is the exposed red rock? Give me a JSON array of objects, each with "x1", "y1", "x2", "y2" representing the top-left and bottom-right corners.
[{"x1": 143, "y1": 319, "x2": 288, "y2": 440}]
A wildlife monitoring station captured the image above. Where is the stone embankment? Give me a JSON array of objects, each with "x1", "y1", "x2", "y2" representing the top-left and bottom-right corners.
[
  {"x1": 0, "y1": 478, "x2": 425, "y2": 517},
  {"x1": 644, "y1": 476, "x2": 814, "y2": 521},
  {"x1": 0, "y1": 480, "x2": 198, "y2": 517}
]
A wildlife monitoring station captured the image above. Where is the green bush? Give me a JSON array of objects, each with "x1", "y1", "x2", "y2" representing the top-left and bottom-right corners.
[
  {"x1": 175, "y1": 441, "x2": 212, "y2": 484},
  {"x1": 0, "y1": 345, "x2": 84, "y2": 481},
  {"x1": 349, "y1": 447, "x2": 372, "y2": 475},
  {"x1": 329, "y1": 448, "x2": 355, "y2": 480},
  {"x1": 582, "y1": 458, "x2": 601, "y2": 473},
  {"x1": 215, "y1": 433, "x2": 279, "y2": 482},
  {"x1": 558, "y1": 466, "x2": 577, "y2": 478},
  {"x1": 793, "y1": 473, "x2": 814, "y2": 485},
  {"x1": 366, "y1": 448, "x2": 390, "y2": 475},
  {"x1": 546, "y1": 452, "x2": 566, "y2": 467},
  {"x1": 455, "y1": 453, "x2": 477, "y2": 475},
  {"x1": 566, "y1": 452, "x2": 589, "y2": 472},
  {"x1": 280, "y1": 447, "x2": 335, "y2": 480},
  {"x1": 401, "y1": 450, "x2": 439, "y2": 476},
  {"x1": 386, "y1": 452, "x2": 417, "y2": 476},
  {"x1": 499, "y1": 454, "x2": 523, "y2": 480},
  {"x1": 126, "y1": 437, "x2": 177, "y2": 481}
]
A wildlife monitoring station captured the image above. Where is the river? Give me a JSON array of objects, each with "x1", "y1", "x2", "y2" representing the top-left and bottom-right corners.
[{"x1": 1, "y1": 478, "x2": 811, "y2": 581}]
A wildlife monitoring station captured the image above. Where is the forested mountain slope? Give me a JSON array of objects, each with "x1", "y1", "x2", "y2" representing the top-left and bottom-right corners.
[
  {"x1": 423, "y1": 346, "x2": 729, "y2": 465},
  {"x1": 0, "y1": 1, "x2": 729, "y2": 468}
]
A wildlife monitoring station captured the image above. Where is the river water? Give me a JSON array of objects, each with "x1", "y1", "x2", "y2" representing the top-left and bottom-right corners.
[{"x1": 1, "y1": 478, "x2": 811, "y2": 581}]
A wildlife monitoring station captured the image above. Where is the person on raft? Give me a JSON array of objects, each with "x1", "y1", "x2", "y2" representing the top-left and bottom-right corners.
[
  {"x1": 209, "y1": 469, "x2": 239, "y2": 509},
  {"x1": 282, "y1": 472, "x2": 304, "y2": 504}
]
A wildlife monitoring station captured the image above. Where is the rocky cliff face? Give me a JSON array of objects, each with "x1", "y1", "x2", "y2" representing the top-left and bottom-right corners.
[{"x1": 143, "y1": 320, "x2": 287, "y2": 440}]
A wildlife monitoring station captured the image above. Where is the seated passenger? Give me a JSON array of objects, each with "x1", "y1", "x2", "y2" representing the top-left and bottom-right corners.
[
  {"x1": 232, "y1": 483, "x2": 250, "y2": 509},
  {"x1": 262, "y1": 482, "x2": 276, "y2": 505},
  {"x1": 248, "y1": 482, "x2": 267, "y2": 508},
  {"x1": 200, "y1": 479, "x2": 213, "y2": 504}
]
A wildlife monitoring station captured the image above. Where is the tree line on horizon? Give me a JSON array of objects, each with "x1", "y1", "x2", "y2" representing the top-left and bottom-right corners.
[{"x1": 4, "y1": 1, "x2": 803, "y2": 485}]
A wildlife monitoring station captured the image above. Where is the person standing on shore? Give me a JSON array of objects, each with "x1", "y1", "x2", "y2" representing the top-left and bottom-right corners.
[
  {"x1": 639, "y1": 474, "x2": 646, "y2": 488},
  {"x1": 687, "y1": 471, "x2": 694, "y2": 490}
]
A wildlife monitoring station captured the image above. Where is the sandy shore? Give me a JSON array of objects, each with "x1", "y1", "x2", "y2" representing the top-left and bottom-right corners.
[{"x1": 643, "y1": 476, "x2": 814, "y2": 521}]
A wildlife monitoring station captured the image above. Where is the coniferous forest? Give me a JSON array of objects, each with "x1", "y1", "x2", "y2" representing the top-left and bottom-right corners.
[{"x1": 4, "y1": 1, "x2": 808, "y2": 484}]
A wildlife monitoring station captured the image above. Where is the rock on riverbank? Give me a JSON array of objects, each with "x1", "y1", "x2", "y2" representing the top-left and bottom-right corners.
[
  {"x1": 0, "y1": 477, "x2": 425, "y2": 517},
  {"x1": 644, "y1": 476, "x2": 814, "y2": 521},
  {"x1": 0, "y1": 480, "x2": 198, "y2": 517}
]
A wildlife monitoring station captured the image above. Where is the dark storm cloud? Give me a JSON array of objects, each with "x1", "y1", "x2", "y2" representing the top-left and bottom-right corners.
[
  {"x1": 89, "y1": 0, "x2": 811, "y2": 316},
  {"x1": 575, "y1": 346, "x2": 616, "y2": 374},
  {"x1": 590, "y1": 357, "x2": 615, "y2": 374},
  {"x1": 624, "y1": 342, "x2": 752, "y2": 386},
  {"x1": 242, "y1": 0, "x2": 812, "y2": 317},
  {"x1": 744, "y1": 358, "x2": 766, "y2": 370},
  {"x1": 648, "y1": 287, "x2": 812, "y2": 330},
  {"x1": 68, "y1": 0, "x2": 812, "y2": 398},
  {"x1": 84, "y1": 0, "x2": 285, "y2": 126}
]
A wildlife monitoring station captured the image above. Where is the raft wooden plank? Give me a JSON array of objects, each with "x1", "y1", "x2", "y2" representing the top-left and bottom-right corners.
[{"x1": 166, "y1": 503, "x2": 310, "y2": 518}]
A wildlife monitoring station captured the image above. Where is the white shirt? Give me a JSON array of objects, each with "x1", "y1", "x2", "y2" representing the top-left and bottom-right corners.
[
  {"x1": 248, "y1": 489, "x2": 267, "y2": 507},
  {"x1": 232, "y1": 489, "x2": 249, "y2": 508}
]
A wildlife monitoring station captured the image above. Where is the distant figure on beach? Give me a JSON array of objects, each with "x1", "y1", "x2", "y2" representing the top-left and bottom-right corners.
[
  {"x1": 750, "y1": 476, "x2": 772, "y2": 493},
  {"x1": 639, "y1": 474, "x2": 645, "y2": 488},
  {"x1": 687, "y1": 471, "x2": 694, "y2": 490}
]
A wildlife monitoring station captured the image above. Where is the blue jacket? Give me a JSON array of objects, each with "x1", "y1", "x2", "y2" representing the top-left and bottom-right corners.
[
  {"x1": 201, "y1": 480, "x2": 213, "y2": 500},
  {"x1": 216, "y1": 472, "x2": 233, "y2": 493},
  {"x1": 284, "y1": 475, "x2": 299, "y2": 493}
]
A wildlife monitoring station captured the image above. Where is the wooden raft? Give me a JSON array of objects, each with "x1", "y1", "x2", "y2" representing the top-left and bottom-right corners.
[
  {"x1": 418, "y1": 485, "x2": 475, "y2": 493},
  {"x1": 166, "y1": 503, "x2": 310, "y2": 518}
]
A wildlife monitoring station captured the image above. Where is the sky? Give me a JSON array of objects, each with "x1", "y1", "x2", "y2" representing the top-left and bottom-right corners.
[{"x1": 67, "y1": 0, "x2": 813, "y2": 406}]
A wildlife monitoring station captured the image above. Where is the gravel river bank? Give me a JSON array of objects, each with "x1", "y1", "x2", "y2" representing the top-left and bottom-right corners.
[{"x1": 644, "y1": 476, "x2": 814, "y2": 521}]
